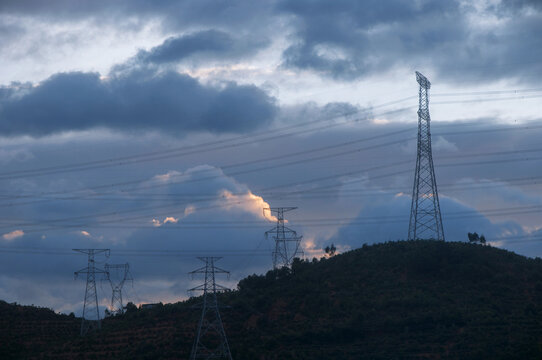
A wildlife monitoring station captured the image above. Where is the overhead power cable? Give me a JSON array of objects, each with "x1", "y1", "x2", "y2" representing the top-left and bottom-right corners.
[
  {"x1": 3, "y1": 227, "x2": 542, "y2": 258},
  {"x1": 0, "y1": 90, "x2": 540, "y2": 181},
  {"x1": 2, "y1": 195, "x2": 541, "y2": 233},
  {"x1": 0, "y1": 107, "x2": 409, "y2": 180},
  {"x1": 3, "y1": 140, "x2": 542, "y2": 203},
  {"x1": 0, "y1": 147, "x2": 540, "y2": 234},
  {"x1": 433, "y1": 88, "x2": 542, "y2": 97},
  {"x1": 0, "y1": 147, "x2": 541, "y2": 229},
  {"x1": 1, "y1": 119, "x2": 538, "y2": 204}
]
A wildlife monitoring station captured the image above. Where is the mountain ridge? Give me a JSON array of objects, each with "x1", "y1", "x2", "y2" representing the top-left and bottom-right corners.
[{"x1": 2, "y1": 240, "x2": 542, "y2": 359}]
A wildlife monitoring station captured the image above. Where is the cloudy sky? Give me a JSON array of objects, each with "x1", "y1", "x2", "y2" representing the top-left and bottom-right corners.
[{"x1": 0, "y1": 0, "x2": 541, "y2": 315}]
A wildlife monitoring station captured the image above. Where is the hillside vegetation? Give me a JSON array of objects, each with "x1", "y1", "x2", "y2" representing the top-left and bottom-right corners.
[{"x1": 4, "y1": 240, "x2": 542, "y2": 359}]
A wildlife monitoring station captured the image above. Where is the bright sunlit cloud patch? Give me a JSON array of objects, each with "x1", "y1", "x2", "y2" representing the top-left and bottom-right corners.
[
  {"x1": 219, "y1": 190, "x2": 277, "y2": 222},
  {"x1": 372, "y1": 118, "x2": 390, "y2": 125},
  {"x1": 2, "y1": 229, "x2": 24, "y2": 241},
  {"x1": 151, "y1": 217, "x2": 179, "y2": 227}
]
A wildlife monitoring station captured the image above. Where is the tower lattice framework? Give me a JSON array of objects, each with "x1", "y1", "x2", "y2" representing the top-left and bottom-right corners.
[
  {"x1": 408, "y1": 71, "x2": 445, "y2": 241},
  {"x1": 73, "y1": 248, "x2": 110, "y2": 336},
  {"x1": 105, "y1": 263, "x2": 132, "y2": 316},
  {"x1": 264, "y1": 207, "x2": 303, "y2": 269},
  {"x1": 189, "y1": 257, "x2": 233, "y2": 360}
]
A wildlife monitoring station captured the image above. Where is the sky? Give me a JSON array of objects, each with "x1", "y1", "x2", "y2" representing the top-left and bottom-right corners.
[{"x1": 0, "y1": 0, "x2": 541, "y2": 315}]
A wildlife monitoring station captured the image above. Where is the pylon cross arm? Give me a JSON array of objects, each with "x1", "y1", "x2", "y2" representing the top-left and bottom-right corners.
[
  {"x1": 212, "y1": 266, "x2": 230, "y2": 274},
  {"x1": 189, "y1": 266, "x2": 208, "y2": 275},
  {"x1": 74, "y1": 267, "x2": 89, "y2": 275},
  {"x1": 189, "y1": 284, "x2": 207, "y2": 292}
]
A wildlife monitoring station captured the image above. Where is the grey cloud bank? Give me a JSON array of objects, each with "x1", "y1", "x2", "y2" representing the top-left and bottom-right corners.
[
  {"x1": 134, "y1": 30, "x2": 268, "y2": 65},
  {"x1": 0, "y1": 0, "x2": 276, "y2": 34},
  {"x1": 279, "y1": 0, "x2": 542, "y2": 83},
  {"x1": 0, "y1": 69, "x2": 277, "y2": 137},
  {"x1": 2, "y1": 0, "x2": 541, "y2": 85}
]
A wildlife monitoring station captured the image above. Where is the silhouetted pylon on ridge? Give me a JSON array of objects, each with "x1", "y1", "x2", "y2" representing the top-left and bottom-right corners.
[
  {"x1": 264, "y1": 207, "x2": 304, "y2": 269},
  {"x1": 73, "y1": 248, "x2": 110, "y2": 336},
  {"x1": 408, "y1": 71, "x2": 445, "y2": 241},
  {"x1": 104, "y1": 263, "x2": 132, "y2": 316},
  {"x1": 189, "y1": 257, "x2": 233, "y2": 360}
]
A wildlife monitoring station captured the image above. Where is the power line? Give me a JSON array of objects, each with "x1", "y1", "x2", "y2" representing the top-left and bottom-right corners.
[
  {"x1": 0, "y1": 91, "x2": 539, "y2": 183},
  {"x1": 433, "y1": 88, "x2": 542, "y2": 97},
  {"x1": 3, "y1": 229, "x2": 542, "y2": 258},
  {"x1": 0, "y1": 107, "x2": 408, "y2": 180},
  {"x1": 0, "y1": 148, "x2": 538, "y2": 208},
  {"x1": 0, "y1": 166, "x2": 414, "y2": 232},
  {"x1": 0, "y1": 152, "x2": 540, "y2": 233},
  {"x1": 1, "y1": 163, "x2": 539, "y2": 205},
  {"x1": 15, "y1": 86, "x2": 533, "y2": 179},
  {"x1": 1, "y1": 154, "x2": 540, "y2": 232},
  {"x1": 2, "y1": 201, "x2": 541, "y2": 233},
  {"x1": 0, "y1": 247, "x2": 274, "y2": 257},
  {"x1": 0, "y1": 120, "x2": 539, "y2": 208},
  {"x1": 433, "y1": 93, "x2": 542, "y2": 105}
]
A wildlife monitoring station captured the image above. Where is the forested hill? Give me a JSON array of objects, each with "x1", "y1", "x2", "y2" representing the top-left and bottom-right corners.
[{"x1": 3, "y1": 240, "x2": 542, "y2": 359}]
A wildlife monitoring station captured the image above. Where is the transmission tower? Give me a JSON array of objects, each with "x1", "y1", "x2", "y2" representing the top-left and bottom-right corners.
[
  {"x1": 264, "y1": 207, "x2": 304, "y2": 269},
  {"x1": 73, "y1": 248, "x2": 110, "y2": 336},
  {"x1": 408, "y1": 71, "x2": 445, "y2": 241},
  {"x1": 104, "y1": 263, "x2": 132, "y2": 316},
  {"x1": 189, "y1": 257, "x2": 233, "y2": 360}
]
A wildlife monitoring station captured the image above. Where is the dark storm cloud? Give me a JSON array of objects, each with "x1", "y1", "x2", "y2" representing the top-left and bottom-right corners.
[
  {"x1": 3, "y1": 0, "x2": 541, "y2": 84},
  {"x1": 277, "y1": 0, "x2": 542, "y2": 83},
  {"x1": 0, "y1": 69, "x2": 277, "y2": 136},
  {"x1": 126, "y1": 29, "x2": 267, "y2": 67},
  {"x1": 0, "y1": 0, "x2": 276, "y2": 32}
]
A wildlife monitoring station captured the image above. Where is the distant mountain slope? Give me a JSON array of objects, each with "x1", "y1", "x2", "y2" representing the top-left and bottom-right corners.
[{"x1": 4, "y1": 240, "x2": 542, "y2": 359}]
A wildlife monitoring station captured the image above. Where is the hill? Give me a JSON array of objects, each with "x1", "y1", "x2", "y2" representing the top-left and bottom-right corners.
[
  {"x1": 0, "y1": 300, "x2": 79, "y2": 358},
  {"x1": 3, "y1": 240, "x2": 542, "y2": 359}
]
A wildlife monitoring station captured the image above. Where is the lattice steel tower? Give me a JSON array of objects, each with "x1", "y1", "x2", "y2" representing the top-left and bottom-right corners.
[
  {"x1": 408, "y1": 72, "x2": 445, "y2": 241},
  {"x1": 189, "y1": 257, "x2": 233, "y2": 360},
  {"x1": 105, "y1": 263, "x2": 132, "y2": 316},
  {"x1": 264, "y1": 207, "x2": 303, "y2": 269},
  {"x1": 73, "y1": 248, "x2": 110, "y2": 336}
]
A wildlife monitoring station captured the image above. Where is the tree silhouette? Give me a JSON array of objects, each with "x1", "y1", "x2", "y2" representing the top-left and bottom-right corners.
[
  {"x1": 468, "y1": 232, "x2": 486, "y2": 245},
  {"x1": 325, "y1": 244, "x2": 337, "y2": 257}
]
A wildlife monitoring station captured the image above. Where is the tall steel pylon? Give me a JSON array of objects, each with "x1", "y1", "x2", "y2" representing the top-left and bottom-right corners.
[
  {"x1": 264, "y1": 207, "x2": 304, "y2": 269},
  {"x1": 408, "y1": 71, "x2": 445, "y2": 241},
  {"x1": 73, "y1": 248, "x2": 110, "y2": 336},
  {"x1": 189, "y1": 257, "x2": 233, "y2": 360},
  {"x1": 104, "y1": 263, "x2": 132, "y2": 316}
]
